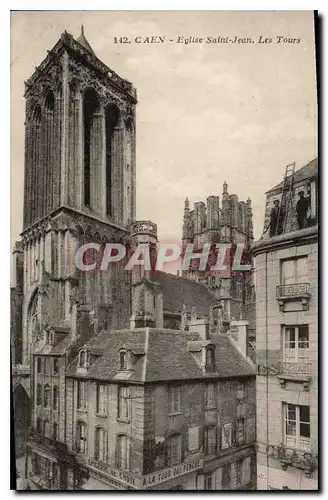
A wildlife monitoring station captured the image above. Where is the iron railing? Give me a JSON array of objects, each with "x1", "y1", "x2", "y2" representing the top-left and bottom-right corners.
[
  {"x1": 276, "y1": 283, "x2": 310, "y2": 299},
  {"x1": 266, "y1": 443, "x2": 317, "y2": 477},
  {"x1": 280, "y1": 361, "x2": 311, "y2": 376},
  {"x1": 28, "y1": 430, "x2": 67, "y2": 453}
]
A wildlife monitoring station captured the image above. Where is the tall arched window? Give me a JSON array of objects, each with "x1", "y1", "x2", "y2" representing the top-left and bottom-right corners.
[
  {"x1": 44, "y1": 384, "x2": 50, "y2": 408},
  {"x1": 36, "y1": 417, "x2": 42, "y2": 434},
  {"x1": 77, "y1": 422, "x2": 87, "y2": 453},
  {"x1": 36, "y1": 383, "x2": 42, "y2": 406},
  {"x1": 53, "y1": 422, "x2": 58, "y2": 441},
  {"x1": 28, "y1": 105, "x2": 42, "y2": 226},
  {"x1": 44, "y1": 420, "x2": 51, "y2": 438},
  {"x1": 45, "y1": 89, "x2": 55, "y2": 112},
  {"x1": 105, "y1": 104, "x2": 120, "y2": 216},
  {"x1": 37, "y1": 357, "x2": 42, "y2": 373},
  {"x1": 44, "y1": 357, "x2": 50, "y2": 374},
  {"x1": 94, "y1": 427, "x2": 107, "y2": 461},
  {"x1": 53, "y1": 386, "x2": 58, "y2": 410},
  {"x1": 83, "y1": 88, "x2": 101, "y2": 208},
  {"x1": 116, "y1": 434, "x2": 130, "y2": 470},
  {"x1": 44, "y1": 88, "x2": 55, "y2": 216}
]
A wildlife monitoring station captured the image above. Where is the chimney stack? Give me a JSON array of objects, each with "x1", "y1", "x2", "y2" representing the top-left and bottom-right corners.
[{"x1": 229, "y1": 320, "x2": 249, "y2": 358}]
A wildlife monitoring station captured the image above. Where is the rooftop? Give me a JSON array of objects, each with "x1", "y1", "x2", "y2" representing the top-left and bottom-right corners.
[
  {"x1": 150, "y1": 271, "x2": 218, "y2": 316},
  {"x1": 66, "y1": 327, "x2": 255, "y2": 383},
  {"x1": 267, "y1": 157, "x2": 318, "y2": 193}
]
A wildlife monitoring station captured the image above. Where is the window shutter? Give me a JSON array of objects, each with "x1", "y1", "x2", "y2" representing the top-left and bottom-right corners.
[
  {"x1": 213, "y1": 467, "x2": 222, "y2": 489},
  {"x1": 231, "y1": 462, "x2": 237, "y2": 489},
  {"x1": 179, "y1": 432, "x2": 185, "y2": 462},
  {"x1": 188, "y1": 426, "x2": 200, "y2": 451},
  {"x1": 196, "y1": 474, "x2": 205, "y2": 489},
  {"x1": 246, "y1": 417, "x2": 254, "y2": 443},
  {"x1": 217, "y1": 424, "x2": 221, "y2": 452},
  {"x1": 242, "y1": 457, "x2": 251, "y2": 485},
  {"x1": 95, "y1": 429, "x2": 99, "y2": 459},
  {"x1": 232, "y1": 421, "x2": 236, "y2": 444},
  {"x1": 100, "y1": 429, "x2": 104, "y2": 460},
  {"x1": 168, "y1": 387, "x2": 173, "y2": 414}
]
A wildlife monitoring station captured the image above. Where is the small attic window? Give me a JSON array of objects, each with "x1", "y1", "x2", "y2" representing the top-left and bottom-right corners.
[
  {"x1": 78, "y1": 348, "x2": 90, "y2": 369},
  {"x1": 120, "y1": 350, "x2": 127, "y2": 371},
  {"x1": 205, "y1": 347, "x2": 215, "y2": 372}
]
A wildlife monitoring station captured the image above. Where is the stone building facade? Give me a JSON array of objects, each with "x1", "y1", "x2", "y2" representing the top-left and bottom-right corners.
[
  {"x1": 252, "y1": 158, "x2": 318, "y2": 490},
  {"x1": 27, "y1": 318, "x2": 256, "y2": 490}
]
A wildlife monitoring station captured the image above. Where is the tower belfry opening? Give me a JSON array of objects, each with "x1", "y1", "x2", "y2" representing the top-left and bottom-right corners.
[
  {"x1": 83, "y1": 88, "x2": 101, "y2": 208},
  {"x1": 105, "y1": 104, "x2": 120, "y2": 216}
]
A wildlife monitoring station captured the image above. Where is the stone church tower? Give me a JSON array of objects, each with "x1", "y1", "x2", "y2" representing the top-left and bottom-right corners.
[
  {"x1": 181, "y1": 182, "x2": 256, "y2": 335},
  {"x1": 18, "y1": 27, "x2": 137, "y2": 367}
]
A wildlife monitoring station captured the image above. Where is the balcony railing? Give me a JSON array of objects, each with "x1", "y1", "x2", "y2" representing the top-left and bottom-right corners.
[
  {"x1": 267, "y1": 443, "x2": 318, "y2": 478},
  {"x1": 277, "y1": 361, "x2": 312, "y2": 391},
  {"x1": 28, "y1": 430, "x2": 67, "y2": 454},
  {"x1": 276, "y1": 283, "x2": 310, "y2": 299},
  {"x1": 276, "y1": 283, "x2": 311, "y2": 311},
  {"x1": 280, "y1": 361, "x2": 311, "y2": 376}
]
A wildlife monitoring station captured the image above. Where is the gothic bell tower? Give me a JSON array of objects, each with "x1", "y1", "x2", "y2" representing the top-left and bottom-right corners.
[{"x1": 21, "y1": 27, "x2": 137, "y2": 365}]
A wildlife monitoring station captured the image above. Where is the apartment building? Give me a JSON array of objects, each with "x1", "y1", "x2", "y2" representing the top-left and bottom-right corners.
[
  {"x1": 25, "y1": 267, "x2": 257, "y2": 490},
  {"x1": 65, "y1": 324, "x2": 256, "y2": 490},
  {"x1": 252, "y1": 158, "x2": 318, "y2": 490}
]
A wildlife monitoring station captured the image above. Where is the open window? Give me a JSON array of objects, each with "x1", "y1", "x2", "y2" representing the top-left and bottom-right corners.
[
  {"x1": 78, "y1": 348, "x2": 90, "y2": 370},
  {"x1": 205, "y1": 346, "x2": 215, "y2": 372}
]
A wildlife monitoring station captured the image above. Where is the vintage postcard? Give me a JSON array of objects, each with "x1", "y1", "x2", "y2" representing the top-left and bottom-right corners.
[{"x1": 10, "y1": 10, "x2": 318, "y2": 491}]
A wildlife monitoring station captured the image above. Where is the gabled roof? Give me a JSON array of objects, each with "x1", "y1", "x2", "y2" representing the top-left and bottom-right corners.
[
  {"x1": 268, "y1": 158, "x2": 318, "y2": 193},
  {"x1": 66, "y1": 328, "x2": 255, "y2": 382}
]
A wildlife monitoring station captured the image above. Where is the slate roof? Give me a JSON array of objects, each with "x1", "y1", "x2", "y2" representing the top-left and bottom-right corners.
[
  {"x1": 50, "y1": 333, "x2": 73, "y2": 354},
  {"x1": 66, "y1": 328, "x2": 255, "y2": 382},
  {"x1": 34, "y1": 332, "x2": 73, "y2": 355},
  {"x1": 150, "y1": 271, "x2": 217, "y2": 316},
  {"x1": 268, "y1": 158, "x2": 318, "y2": 193}
]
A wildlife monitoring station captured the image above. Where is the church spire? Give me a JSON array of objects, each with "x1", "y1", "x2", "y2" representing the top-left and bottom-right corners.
[
  {"x1": 184, "y1": 197, "x2": 189, "y2": 210},
  {"x1": 77, "y1": 25, "x2": 96, "y2": 56}
]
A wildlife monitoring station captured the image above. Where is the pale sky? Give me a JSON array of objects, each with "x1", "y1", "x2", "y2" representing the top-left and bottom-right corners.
[{"x1": 11, "y1": 11, "x2": 317, "y2": 245}]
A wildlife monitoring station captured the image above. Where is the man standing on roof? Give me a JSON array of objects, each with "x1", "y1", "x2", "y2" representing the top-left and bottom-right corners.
[
  {"x1": 296, "y1": 190, "x2": 309, "y2": 229},
  {"x1": 262, "y1": 199, "x2": 283, "y2": 238}
]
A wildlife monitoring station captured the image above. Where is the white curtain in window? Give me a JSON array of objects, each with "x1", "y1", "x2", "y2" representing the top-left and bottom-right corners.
[{"x1": 221, "y1": 423, "x2": 232, "y2": 449}]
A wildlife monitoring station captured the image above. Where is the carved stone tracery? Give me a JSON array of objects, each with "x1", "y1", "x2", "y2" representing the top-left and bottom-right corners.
[{"x1": 67, "y1": 59, "x2": 133, "y2": 118}]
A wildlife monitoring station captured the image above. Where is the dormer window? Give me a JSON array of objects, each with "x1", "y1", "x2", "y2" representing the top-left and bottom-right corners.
[
  {"x1": 120, "y1": 350, "x2": 127, "y2": 371},
  {"x1": 205, "y1": 347, "x2": 215, "y2": 372},
  {"x1": 78, "y1": 348, "x2": 90, "y2": 370}
]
